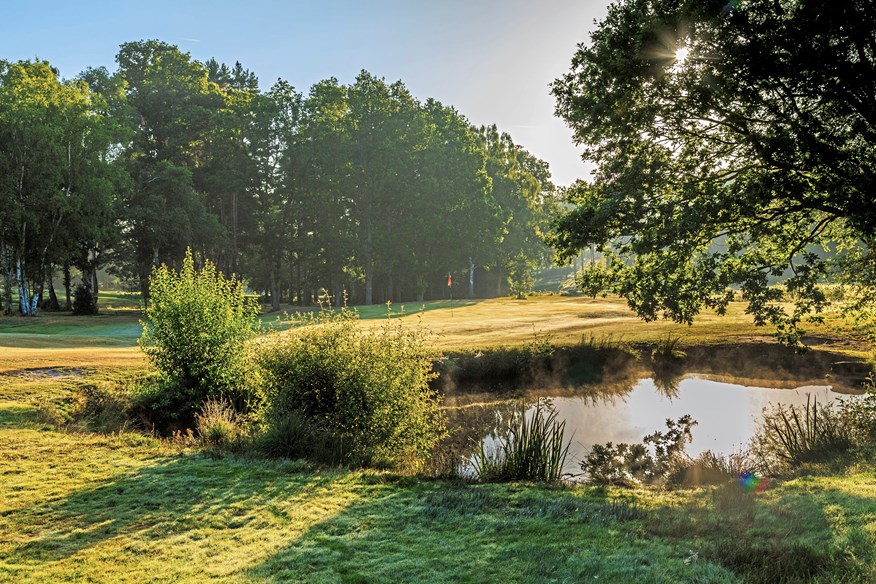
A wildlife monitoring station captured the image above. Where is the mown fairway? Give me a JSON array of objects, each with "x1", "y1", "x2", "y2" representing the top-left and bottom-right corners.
[{"x1": 1, "y1": 295, "x2": 874, "y2": 583}]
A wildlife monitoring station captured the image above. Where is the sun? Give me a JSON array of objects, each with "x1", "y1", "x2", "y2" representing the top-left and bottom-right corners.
[{"x1": 674, "y1": 47, "x2": 690, "y2": 65}]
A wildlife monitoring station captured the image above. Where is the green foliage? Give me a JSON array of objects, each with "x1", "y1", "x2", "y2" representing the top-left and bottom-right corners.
[
  {"x1": 252, "y1": 411, "x2": 342, "y2": 464},
  {"x1": 750, "y1": 395, "x2": 853, "y2": 472},
  {"x1": 138, "y1": 250, "x2": 262, "y2": 423},
  {"x1": 72, "y1": 283, "x2": 97, "y2": 315},
  {"x1": 842, "y1": 378, "x2": 876, "y2": 448},
  {"x1": 471, "y1": 400, "x2": 570, "y2": 482},
  {"x1": 549, "y1": 0, "x2": 875, "y2": 345},
  {"x1": 507, "y1": 252, "x2": 537, "y2": 299},
  {"x1": 582, "y1": 416, "x2": 697, "y2": 486},
  {"x1": 258, "y1": 307, "x2": 446, "y2": 469}
]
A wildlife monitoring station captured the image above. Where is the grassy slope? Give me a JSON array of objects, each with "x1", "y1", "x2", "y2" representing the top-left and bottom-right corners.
[{"x1": 1, "y1": 294, "x2": 874, "y2": 582}]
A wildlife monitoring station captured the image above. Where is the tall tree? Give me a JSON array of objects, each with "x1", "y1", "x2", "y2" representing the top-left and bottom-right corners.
[
  {"x1": 550, "y1": 0, "x2": 876, "y2": 344},
  {"x1": 115, "y1": 41, "x2": 224, "y2": 301}
]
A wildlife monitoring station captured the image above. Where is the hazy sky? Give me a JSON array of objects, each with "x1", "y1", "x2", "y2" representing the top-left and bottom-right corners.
[{"x1": 1, "y1": 0, "x2": 610, "y2": 186}]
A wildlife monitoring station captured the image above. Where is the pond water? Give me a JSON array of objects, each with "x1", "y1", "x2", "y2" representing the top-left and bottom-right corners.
[{"x1": 445, "y1": 375, "x2": 857, "y2": 477}]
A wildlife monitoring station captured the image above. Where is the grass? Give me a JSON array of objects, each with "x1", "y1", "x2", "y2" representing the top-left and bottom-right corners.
[
  {"x1": 1, "y1": 293, "x2": 874, "y2": 581},
  {"x1": 0, "y1": 413, "x2": 873, "y2": 582}
]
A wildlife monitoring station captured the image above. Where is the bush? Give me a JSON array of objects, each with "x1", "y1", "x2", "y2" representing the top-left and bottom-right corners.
[
  {"x1": 72, "y1": 284, "x2": 98, "y2": 315},
  {"x1": 842, "y1": 377, "x2": 876, "y2": 448},
  {"x1": 471, "y1": 400, "x2": 571, "y2": 482},
  {"x1": 138, "y1": 250, "x2": 263, "y2": 424},
  {"x1": 582, "y1": 415, "x2": 697, "y2": 486},
  {"x1": 258, "y1": 307, "x2": 446, "y2": 470},
  {"x1": 750, "y1": 395, "x2": 853, "y2": 472}
]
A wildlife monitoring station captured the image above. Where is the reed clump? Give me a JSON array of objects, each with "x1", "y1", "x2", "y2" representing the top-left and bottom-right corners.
[{"x1": 471, "y1": 400, "x2": 571, "y2": 482}]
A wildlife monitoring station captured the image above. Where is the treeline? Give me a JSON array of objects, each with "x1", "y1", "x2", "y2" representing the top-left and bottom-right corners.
[{"x1": 0, "y1": 40, "x2": 558, "y2": 315}]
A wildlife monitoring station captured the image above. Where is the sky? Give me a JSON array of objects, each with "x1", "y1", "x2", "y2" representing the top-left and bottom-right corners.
[{"x1": 1, "y1": 0, "x2": 610, "y2": 186}]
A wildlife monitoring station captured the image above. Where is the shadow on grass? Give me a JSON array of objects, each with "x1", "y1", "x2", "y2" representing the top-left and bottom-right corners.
[
  {"x1": 245, "y1": 482, "x2": 735, "y2": 584},
  {"x1": 646, "y1": 479, "x2": 875, "y2": 583},
  {"x1": 4, "y1": 455, "x2": 341, "y2": 567}
]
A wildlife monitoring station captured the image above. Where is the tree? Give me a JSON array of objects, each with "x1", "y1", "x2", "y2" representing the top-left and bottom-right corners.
[
  {"x1": 115, "y1": 41, "x2": 225, "y2": 301},
  {"x1": 0, "y1": 60, "x2": 124, "y2": 315},
  {"x1": 550, "y1": 0, "x2": 876, "y2": 344}
]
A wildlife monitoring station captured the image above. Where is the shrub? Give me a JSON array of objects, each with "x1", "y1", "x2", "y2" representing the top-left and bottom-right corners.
[
  {"x1": 507, "y1": 252, "x2": 537, "y2": 299},
  {"x1": 471, "y1": 400, "x2": 571, "y2": 482},
  {"x1": 138, "y1": 250, "x2": 263, "y2": 424},
  {"x1": 582, "y1": 415, "x2": 697, "y2": 485},
  {"x1": 750, "y1": 395, "x2": 853, "y2": 472},
  {"x1": 72, "y1": 283, "x2": 98, "y2": 315},
  {"x1": 258, "y1": 307, "x2": 446, "y2": 470},
  {"x1": 842, "y1": 377, "x2": 876, "y2": 448}
]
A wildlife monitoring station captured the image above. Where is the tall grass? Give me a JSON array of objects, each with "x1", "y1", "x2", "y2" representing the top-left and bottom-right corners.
[
  {"x1": 471, "y1": 400, "x2": 571, "y2": 482},
  {"x1": 751, "y1": 394, "x2": 853, "y2": 471}
]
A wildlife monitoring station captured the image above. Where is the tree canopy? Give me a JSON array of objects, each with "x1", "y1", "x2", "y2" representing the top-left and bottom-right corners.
[
  {"x1": 549, "y1": 0, "x2": 876, "y2": 344},
  {"x1": 0, "y1": 40, "x2": 558, "y2": 314}
]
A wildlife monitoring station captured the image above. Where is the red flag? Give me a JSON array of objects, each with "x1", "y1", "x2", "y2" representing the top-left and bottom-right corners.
[{"x1": 447, "y1": 274, "x2": 452, "y2": 287}]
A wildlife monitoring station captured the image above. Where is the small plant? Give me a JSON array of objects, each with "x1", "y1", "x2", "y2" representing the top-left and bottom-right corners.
[
  {"x1": 471, "y1": 400, "x2": 571, "y2": 482},
  {"x1": 582, "y1": 415, "x2": 697, "y2": 485},
  {"x1": 750, "y1": 395, "x2": 853, "y2": 472},
  {"x1": 668, "y1": 450, "x2": 755, "y2": 488},
  {"x1": 195, "y1": 399, "x2": 243, "y2": 451},
  {"x1": 253, "y1": 411, "x2": 344, "y2": 463},
  {"x1": 138, "y1": 249, "x2": 263, "y2": 425}
]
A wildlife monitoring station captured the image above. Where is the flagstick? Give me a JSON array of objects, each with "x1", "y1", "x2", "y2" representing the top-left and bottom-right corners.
[{"x1": 448, "y1": 273, "x2": 453, "y2": 317}]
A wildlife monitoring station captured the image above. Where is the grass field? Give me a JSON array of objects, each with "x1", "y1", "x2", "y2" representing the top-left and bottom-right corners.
[{"x1": 1, "y1": 294, "x2": 874, "y2": 582}]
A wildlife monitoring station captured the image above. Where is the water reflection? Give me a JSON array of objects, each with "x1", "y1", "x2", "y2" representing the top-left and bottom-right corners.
[{"x1": 443, "y1": 375, "x2": 853, "y2": 477}]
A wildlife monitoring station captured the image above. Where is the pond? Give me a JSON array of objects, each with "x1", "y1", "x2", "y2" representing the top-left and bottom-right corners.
[{"x1": 443, "y1": 374, "x2": 858, "y2": 477}]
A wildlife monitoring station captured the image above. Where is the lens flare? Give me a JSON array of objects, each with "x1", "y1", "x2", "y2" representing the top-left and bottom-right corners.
[
  {"x1": 675, "y1": 47, "x2": 689, "y2": 65},
  {"x1": 739, "y1": 471, "x2": 770, "y2": 493}
]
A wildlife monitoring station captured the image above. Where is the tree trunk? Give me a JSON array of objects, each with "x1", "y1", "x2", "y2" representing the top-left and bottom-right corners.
[
  {"x1": 62, "y1": 261, "x2": 72, "y2": 311},
  {"x1": 468, "y1": 257, "x2": 476, "y2": 298},
  {"x1": 269, "y1": 265, "x2": 281, "y2": 312},
  {"x1": 45, "y1": 268, "x2": 60, "y2": 311},
  {"x1": 1, "y1": 242, "x2": 13, "y2": 315},
  {"x1": 496, "y1": 266, "x2": 503, "y2": 297}
]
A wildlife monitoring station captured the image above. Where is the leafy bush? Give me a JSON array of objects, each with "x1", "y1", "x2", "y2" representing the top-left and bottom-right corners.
[
  {"x1": 582, "y1": 415, "x2": 697, "y2": 486},
  {"x1": 138, "y1": 250, "x2": 263, "y2": 424},
  {"x1": 507, "y1": 252, "x2": 537, "y2": 299},
  {"x1": 842, "y1": 377, "x2": 876, "y2": 448},
  {"x1": 750, "y1": 395, "x2": 853, "y2": 472},
  {"x1": 471, "y1": 400, "x2": 571, "y2": 482},
  {"x1": 258, "y1": 307, "x2": 446, "y2": 469}
]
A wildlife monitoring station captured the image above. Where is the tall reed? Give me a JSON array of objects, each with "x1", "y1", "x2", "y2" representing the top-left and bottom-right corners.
[
  {"x1": 752, "y1": 395, "x2": 852, "y2": 470},
  {"x1": 472, "y1": 400, "x2": 571, "y2": 482}
]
